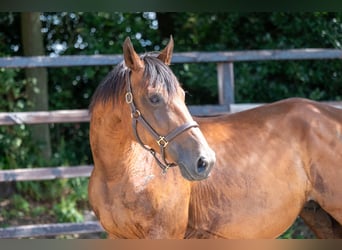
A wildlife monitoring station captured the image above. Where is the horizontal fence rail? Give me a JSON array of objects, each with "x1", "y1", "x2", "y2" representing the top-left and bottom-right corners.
[
  {"x1": 1, "y1": 48, "x2": 342, "y2": 238},
  {"x1": 0, "y1": 104, "x2": 249, "y2": 125},
  {"x1": 0, "y1": 165, "x2": 93, "y2": 182},
  {"x1": 0, "y1": 109, "x2": 90, "y2": 125},
  {"x1": 0, "y1": 221, "x2": 104, "y2": 239},
  {"x1": 1, "y1": 102, "x2": 342, "y2": 126},
  {"x1": 0, "y1": 49, "x2": 342, "y2": 68}
]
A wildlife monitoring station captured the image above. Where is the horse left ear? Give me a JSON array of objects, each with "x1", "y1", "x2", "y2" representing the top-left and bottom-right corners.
[
  {"x1": 157, "y1": 35, "x2": 174, "y2": 66},
  {"x1": 123, "y1": 37, "x2": 144, "y2": 71}
]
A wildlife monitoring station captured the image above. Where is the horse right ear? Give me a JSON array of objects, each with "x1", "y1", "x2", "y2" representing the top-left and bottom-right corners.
[
  {"x1": 157, "y1": 35, "x2": 174, "y2": 66},
  {"x1": 123, "y1": 37, "x2": 144, "y2": 71}
]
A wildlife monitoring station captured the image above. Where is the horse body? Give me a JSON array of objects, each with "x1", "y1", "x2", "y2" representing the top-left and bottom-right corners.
[
  {"x1": 88, "y1": 37, "x2": 342, "y2": 239},
  {"x1": 186, "y1": 98, "x2": 342, "y2": 238},
  {"x1": 90, "y1": 97, "x2": 342, "y2": 239}
]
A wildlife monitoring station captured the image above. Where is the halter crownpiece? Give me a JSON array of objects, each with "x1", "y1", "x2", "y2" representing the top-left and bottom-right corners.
[{"x1": 125, "y1": 73, "x2": 199, "y2": 173}]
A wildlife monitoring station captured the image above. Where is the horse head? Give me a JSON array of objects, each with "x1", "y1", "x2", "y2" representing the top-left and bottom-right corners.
[{"x1": 122, "y1": 36, "x2": 216, "y2": 181}]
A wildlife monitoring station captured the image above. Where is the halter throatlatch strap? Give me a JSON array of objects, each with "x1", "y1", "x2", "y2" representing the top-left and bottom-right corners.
[{"x1": 125, "y1": 73, "x2": 199, "y2": 173}]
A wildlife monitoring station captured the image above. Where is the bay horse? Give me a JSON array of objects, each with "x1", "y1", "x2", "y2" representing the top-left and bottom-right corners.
[{"x1": 88, "y1": 36, "x2": 342, "y2": 238}]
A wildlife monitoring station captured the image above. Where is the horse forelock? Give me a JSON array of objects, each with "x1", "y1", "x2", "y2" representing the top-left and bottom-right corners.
[
  {"x1": 141, "y1": 54, "x2": 179, "y2": 96},
  {"x1": 89, "y1": 54, "x2": 180, "y2": 113}
]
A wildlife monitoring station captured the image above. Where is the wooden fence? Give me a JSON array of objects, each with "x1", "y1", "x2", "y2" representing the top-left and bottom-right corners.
[{"x1": 0, "y1": 48, "x2": 342, "y2": 238}]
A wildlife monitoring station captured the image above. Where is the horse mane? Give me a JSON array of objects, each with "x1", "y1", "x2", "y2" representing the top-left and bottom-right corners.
[{"x1": 89, "y1": 54, "x2": 179, "y2": 113}]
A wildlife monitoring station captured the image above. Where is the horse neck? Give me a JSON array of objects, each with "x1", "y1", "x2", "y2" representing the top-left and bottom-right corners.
[{"x1": 90, "y1": 102, "x2": 155, "y2": 180}]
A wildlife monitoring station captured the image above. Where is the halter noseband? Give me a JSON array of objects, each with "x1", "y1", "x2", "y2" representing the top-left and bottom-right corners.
[{"x1": 125, "y1": 73, "x2": 199, "y2": 173}]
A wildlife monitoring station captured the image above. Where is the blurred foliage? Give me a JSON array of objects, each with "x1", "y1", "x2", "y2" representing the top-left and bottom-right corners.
[
  {"x1": 0, "y1": 12, "x2": 342, "y2": 236},
  {"x1": 0, "y1": 69, "x2": 36, "y2": 170}
]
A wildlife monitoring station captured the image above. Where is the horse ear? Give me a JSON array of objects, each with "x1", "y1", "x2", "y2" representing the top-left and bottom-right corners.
[
  {"x1": 123, "y1": 37, "x2": 144, "y2": 71},
  {"x1": 157, "y1": 35, "x2": 174, "y2": 66}
]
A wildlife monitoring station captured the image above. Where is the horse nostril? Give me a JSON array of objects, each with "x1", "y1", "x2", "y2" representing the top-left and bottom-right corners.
[{"x1": 197, "y1": 157, "x2": 208, "y2": 173}]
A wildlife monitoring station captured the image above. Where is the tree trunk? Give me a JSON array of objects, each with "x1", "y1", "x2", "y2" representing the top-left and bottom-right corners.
[
  {"x1": 21, "y1": 12, "x2": 51, "y2": 161},
  {"x1": 156, "y1": 13, "x2": 176, "y2": 40}
]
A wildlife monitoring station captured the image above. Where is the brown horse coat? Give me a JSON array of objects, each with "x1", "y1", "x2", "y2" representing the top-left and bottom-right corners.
[{"x1": 90, "y1": 97, "x2": 342, "y2": 238}]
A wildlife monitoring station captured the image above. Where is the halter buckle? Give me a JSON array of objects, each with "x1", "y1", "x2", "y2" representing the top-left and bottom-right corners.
[{"x1": 157, "y1": 136, "x2": 168, "y2": 148}]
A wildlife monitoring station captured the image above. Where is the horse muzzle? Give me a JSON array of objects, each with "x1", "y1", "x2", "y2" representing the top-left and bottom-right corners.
[{"x1": 177, "y1": 147, "x2": 216, "y2": 181}]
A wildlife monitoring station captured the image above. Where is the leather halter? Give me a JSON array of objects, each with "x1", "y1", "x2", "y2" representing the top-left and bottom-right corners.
[{"x1": 125, "y1": 73, "x2": 199, "y2": 173}]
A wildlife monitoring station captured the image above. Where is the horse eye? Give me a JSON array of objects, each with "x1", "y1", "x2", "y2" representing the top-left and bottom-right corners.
[{"x1": 149, "y1": 94, "x2": 162, "y2": 105}]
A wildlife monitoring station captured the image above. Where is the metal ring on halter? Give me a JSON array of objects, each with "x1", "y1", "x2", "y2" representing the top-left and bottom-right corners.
[
  {"x1": 131, "y1": 110, "x2": 141, "y2": 119},
  {"x1": 125, "y1": 92, "x2": 133, "y2": 104},
  {"x1": 162, "y1": 164, "x2": 169, "y2": 174}
]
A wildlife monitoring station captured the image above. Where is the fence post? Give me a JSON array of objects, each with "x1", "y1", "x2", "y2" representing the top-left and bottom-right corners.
[{"x1": 217, "y1": 62, "x2": 235, "y2": 112}]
